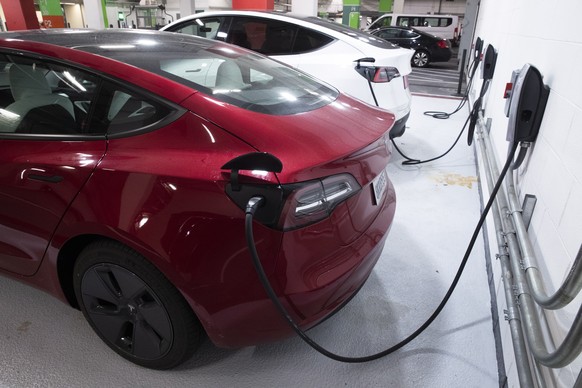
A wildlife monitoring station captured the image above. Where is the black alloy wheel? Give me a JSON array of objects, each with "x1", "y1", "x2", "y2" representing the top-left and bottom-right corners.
[
  {"x1": 73, "y1": 240, "x2": 200, "y2": 369},
  {"x1": 412, "y1": 50, "x2": 430, "y2": 68}
]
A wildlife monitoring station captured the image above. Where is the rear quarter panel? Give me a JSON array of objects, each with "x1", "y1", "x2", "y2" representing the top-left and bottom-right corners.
[{"x1": 44, "y1": 112, "x2": 284, "y2": 340}]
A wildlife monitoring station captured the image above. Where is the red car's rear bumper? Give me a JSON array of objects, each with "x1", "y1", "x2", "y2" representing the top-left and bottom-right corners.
[{"x1": 204, "y1": 177, "x2": 396, "y2": 348}]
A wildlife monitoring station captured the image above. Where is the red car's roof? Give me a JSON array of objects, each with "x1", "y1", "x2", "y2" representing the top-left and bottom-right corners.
[
  {"x1": 0, "y1": 29, "x2": 396, "y2": 184},
  {"x1": 0, "y1": 29, "x2": 225, "y2": 104}
]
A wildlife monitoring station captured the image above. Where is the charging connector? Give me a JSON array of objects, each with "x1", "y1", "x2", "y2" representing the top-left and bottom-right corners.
[{"x1": 245, "y1": 196, "x2": 265, "y2": 215}]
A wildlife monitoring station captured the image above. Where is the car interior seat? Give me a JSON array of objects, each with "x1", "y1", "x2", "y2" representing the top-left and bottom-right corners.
[
  {"x1": 260, "y1": 26, "x2": 294, "y2": 55},
  {"x1": 227, "y1": 30, "x2": 251, "y2": 49},
  {"x1": 2, "y1": 64, "x2": 75, "y2": 133},
  {"x1": 215, "y1": 60, "x2": 248, "y2": 91}
]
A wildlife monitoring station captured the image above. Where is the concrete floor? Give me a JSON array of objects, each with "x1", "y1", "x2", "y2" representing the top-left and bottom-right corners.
[{"x1": 0, "y1": 95, "x2": 501, "y2": 387}]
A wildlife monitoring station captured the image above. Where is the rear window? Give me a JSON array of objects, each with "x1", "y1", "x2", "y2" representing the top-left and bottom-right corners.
[
  {"x1": 224, "y1": 17, "x2": 334, "y2": 55},
  {"x1": 79, "y1": 40, "x2": 339, "y2": 115},
  {"x1": 301, "y1": 17, "x2": 397, "y2": 49}
]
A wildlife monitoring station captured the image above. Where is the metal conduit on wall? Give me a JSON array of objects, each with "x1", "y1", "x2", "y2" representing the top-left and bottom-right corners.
[
  {"x1": 474, "y1": 114, "x2": 582, "y2": 385},
  {"x1": 475, "y1": 123, "x2": 535, "y2": 387},
  {"x1": 505, "y1": 180, "x2": 582, "y2": 310}
]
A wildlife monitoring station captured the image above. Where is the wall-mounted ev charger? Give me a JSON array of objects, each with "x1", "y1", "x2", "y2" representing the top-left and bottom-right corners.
[
  {"x1": 503, "y1": 64, "x2": 550, "y2": 169},
  {"x1": 392, "y1": 39, "x2": 496, "y2": 165},
  {"x1": 467, "y1": 43, "x2": 498, "y2": 146}
]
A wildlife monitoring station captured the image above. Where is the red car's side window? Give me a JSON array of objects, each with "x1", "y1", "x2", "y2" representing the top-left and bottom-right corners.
[
  {"x1": 0, "y1": 56, "x2": 101, "y2": 136},
  {"x1": 88, "y1": 81, "x2": 175, "y2": 137}
]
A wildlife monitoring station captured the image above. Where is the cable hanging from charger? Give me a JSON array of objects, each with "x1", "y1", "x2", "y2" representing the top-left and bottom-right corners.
[
  {"x1": 390, "y1": 113, "x2": 471, "y2": 166},
  {"x1": 423, "y1": 43, "x2": 482, "y2": 120},
  {"x1": 245, "y1": 142, "x2": 518, "y2": 364},
  {"x1": 363, "y1": 52, "x2": 482, "y2": 166}
]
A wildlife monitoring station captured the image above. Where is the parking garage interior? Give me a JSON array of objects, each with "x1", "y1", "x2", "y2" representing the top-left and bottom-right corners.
[{"x1": 0, "y1": 0, "x2": 581, "y2": 387}]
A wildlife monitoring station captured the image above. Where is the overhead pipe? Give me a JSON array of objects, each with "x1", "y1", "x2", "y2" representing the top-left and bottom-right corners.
[
  {"x1": 477, "y1": 117, "x2": 582, "y2": 368},
  {"x1": 505, "y1": 178, "x2": 582, "y2": 309}
]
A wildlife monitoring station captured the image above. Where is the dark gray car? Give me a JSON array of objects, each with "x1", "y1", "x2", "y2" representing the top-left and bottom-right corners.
[{"x1": 370, "y1": 26, "x2": 452, "y2": 68}]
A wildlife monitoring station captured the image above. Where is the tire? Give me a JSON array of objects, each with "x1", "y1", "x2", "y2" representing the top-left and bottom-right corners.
[
  {"x1": 412, "y1": 50, "x2": 430, "y2": 68},
  {"x1": 73, "y1": 240, "x2": 201, "y2": 369}
]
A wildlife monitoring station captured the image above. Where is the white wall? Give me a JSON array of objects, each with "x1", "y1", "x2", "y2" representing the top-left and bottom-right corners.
[
  {"x1": 318, "y1": 0, "x2": 343, "y2": 15},
  {"x1": 403, "y1": 0, "x2": 466, "y2": 15},
  {"x1": 163, "y1": 0, "x2": 231, "y2": 21},
  {"x1": 292, "y1": 0, "x2": 317, "y2": 16},
  {"x1": 64, "y1": 4, "x2": 85, "y2": 28},
  {"x1": 472, "y1": 0, "x2": 582, "y2": 386}
]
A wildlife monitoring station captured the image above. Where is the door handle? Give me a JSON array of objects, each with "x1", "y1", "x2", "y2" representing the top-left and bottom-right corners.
[{"x1": 27, "y1": 174, "x2": 64, "y2": 183}]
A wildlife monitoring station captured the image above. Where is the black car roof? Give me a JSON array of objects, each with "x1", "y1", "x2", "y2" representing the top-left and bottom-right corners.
[
  {"x1": 0, "y1": 29, "x2": 215, "y2": 54},
  {"x1": 370, "y1": 26, "x2": 441, "y2": 39}
]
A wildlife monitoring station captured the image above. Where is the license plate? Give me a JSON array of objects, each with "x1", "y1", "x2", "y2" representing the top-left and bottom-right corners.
[{"x1": 372, "y1": 169, "x2": 388, "y2": 205}]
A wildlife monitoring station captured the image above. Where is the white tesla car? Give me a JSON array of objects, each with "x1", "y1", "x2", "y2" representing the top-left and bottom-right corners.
[{"x1": 161, "y1": 11, "x2": 413, "y2": 137}]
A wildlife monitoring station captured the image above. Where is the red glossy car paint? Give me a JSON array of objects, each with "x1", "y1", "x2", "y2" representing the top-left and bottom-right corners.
[{"x1": 0, "y1": 30, "x2": 396, "y2": 364}]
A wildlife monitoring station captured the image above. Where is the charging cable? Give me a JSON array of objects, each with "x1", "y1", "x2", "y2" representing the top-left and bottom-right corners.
[
  {"x1": 390, "y1": 78, "x2": 489, "y2": 165},
  {"x1": 423, "y1": 49, "x2": 481, "y2": 120},
  {"x1": 363, "y1": 60, "x2": 480, "y2": 166},
  {"x1": 245, "y1": 142, "x2": 518, "y2": 363},
  {"x1": 390, "y1": 113, "x2": 471, "y2": 166}
]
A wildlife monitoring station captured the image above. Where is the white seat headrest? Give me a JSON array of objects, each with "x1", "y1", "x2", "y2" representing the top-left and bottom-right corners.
[{"x1": 9, "y1": 64, "x2": 52, "y2": 101}]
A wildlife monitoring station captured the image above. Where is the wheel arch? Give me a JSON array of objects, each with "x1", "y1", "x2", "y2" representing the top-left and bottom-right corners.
[
  {"x1": 57, "y1": 234, "x2": 104, "y2": 309},
  {"x1": 56, "y1": 233, "x2": 202, "y2": 321}
]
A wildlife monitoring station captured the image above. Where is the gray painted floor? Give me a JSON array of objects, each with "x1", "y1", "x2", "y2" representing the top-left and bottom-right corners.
[{"x1": 0, "y1": 95, "x2": 500, "y2": 387}]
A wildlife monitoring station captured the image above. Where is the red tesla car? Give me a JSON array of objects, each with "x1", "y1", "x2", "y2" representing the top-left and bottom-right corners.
[{"x1": 0, "y1": 29, "x2": 396, "y2": 369}]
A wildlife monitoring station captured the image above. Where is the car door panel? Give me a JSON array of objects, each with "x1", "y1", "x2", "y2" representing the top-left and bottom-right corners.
[
  {"x1": 0, "y1": 55, "x2": 106, "y2": 276},
  {"x1": 0, "y1": 140, "x2": 106, "y2": 275}
]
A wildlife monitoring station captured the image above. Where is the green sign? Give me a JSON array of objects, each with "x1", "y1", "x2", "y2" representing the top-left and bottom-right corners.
[
  {"x1": 118, "y1": 11, "x2": 125, "y2": 21},
  {"x1": 379, "y1": 0, "x2": 392, "y2": 12},
  {"x1": 38, "y1": 0, "x2": 62, "y2": 15},
  {"x1": 348, "y1": 11, "x2": 360, "y2": 29}
]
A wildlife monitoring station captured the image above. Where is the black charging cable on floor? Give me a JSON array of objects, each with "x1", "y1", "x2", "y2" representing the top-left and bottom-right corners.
[
  {"x1": 391, "y1": 93, "x2": 484, "y2": 166},
  {"x1": 390, "y1": 113, "x2": 471, "y2": 166},
  {"x1": 245, "y1": 142, "x2": 518, "y2": 363},
  {"x1": 422, "y1": 72, "x2": 475, "y2": 120},
  {"x1": 423, "y1": 51, "x2": 481, "y2": 120},
  {"x1": 364, "y1": 63, "x2": 480, "y2": 166}
]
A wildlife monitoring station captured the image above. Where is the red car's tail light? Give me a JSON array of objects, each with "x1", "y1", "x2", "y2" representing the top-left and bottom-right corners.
[
  {"x1": 437, "y1": 40, "x2": 449, "y2": 49},
  {"x1": 279, "y1": 174, "x2": 361, "y2": 230}
]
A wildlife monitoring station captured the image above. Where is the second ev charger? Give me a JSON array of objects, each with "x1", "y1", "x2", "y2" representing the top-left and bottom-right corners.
[
  {"x1": 221, "y1": 62, "x2": 551, "y2": 363},
  {"x1": 394, "y1": 40, "x2": 493, "y2": 165},
  {"x1": 467, "y1": 43, "x2": 498, "y2": 145}
]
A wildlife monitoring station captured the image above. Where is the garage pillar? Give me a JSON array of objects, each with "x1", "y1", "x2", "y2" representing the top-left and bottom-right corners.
[
  {"x1": 82, "y1": 0, "x2": 108, "y2": 28},
  {"x1": 292, "y1": 0, "x2": 317, "y2": 16},
  {"x1": 0, "y1": 0, "x2": 39, "y2": 30},
  {"x1": 342, "y1": 0, "x2": 360, "y2": 29},
  {"x1": 232, "y1": 0, "x2": 274, "y2": 10},
  {"x1": 392, "y1": 0, "x2": 404, "y2": 13}
]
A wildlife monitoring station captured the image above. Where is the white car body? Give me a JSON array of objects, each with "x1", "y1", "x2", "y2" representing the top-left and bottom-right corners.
[{"x1": 162, "y1": 11, "x2": 413, "y2": 137}]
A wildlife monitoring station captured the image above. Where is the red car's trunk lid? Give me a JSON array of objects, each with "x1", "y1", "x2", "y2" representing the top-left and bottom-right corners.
[{"x1": 182, "y1": 93, "x2": 395, "y2": 185}]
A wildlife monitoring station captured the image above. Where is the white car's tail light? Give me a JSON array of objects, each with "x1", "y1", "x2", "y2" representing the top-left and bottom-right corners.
[
  {"x1": 371, "y1": 66, "x2": 401, "y2": 83},
  {"x1": 279, "y1": 174, "x2": 361, "y2": 230},
  {"x1": 355, "y1": 65, "x2": 401, "y2": 84}
]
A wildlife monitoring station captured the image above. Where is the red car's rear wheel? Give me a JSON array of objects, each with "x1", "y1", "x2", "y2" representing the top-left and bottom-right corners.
[{"x1": 73, "y1": 240, "x2": 201, "y2": 369}]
